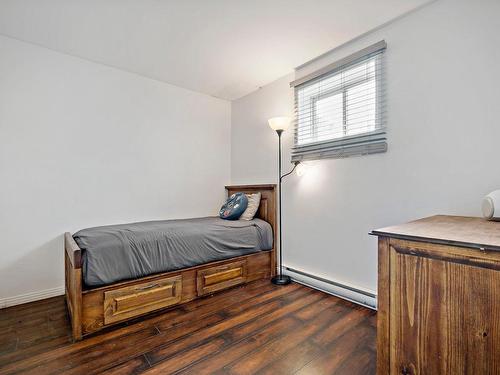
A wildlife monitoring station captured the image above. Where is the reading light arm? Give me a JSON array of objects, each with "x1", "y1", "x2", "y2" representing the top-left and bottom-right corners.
[{"x1": 280, "y1": 161, "x2": 300, "y2": 182}]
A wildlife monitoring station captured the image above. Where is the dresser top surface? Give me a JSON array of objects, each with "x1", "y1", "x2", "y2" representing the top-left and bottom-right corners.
[{"x1": 372, "y1": 215, "x2": 500, "y2": 251}]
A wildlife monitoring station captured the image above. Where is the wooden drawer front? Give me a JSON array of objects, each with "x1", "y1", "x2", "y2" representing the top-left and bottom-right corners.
[
  {"x1": 197, "y1": 260, "x2": 247, "y2": 296},
  {"x1": 104, "y1": 275, "x2": 182, "y2": 325}
]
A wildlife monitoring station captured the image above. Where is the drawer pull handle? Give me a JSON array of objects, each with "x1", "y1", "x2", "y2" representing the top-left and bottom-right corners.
[{"x1": 136, "y1": 283, "x2": 159, "y2": 291}]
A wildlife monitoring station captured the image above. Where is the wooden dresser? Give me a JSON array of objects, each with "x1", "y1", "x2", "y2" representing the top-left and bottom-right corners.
[{"x1": 372, "y1": 215, "x2": 500, "y2": 375}]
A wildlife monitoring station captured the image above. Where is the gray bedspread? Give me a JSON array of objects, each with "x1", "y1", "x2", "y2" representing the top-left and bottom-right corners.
[{"x1": 73, "y1": 217, "x2": 273, "y2": 287}]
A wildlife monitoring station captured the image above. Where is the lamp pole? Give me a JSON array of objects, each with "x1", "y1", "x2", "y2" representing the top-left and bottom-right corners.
[{"x1": 271, "y1": 129, "x2": 292, "y2": 285}]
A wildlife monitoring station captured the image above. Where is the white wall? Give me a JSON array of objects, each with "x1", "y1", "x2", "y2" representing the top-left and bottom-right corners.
[
  {"x1": 231, "y1": 0, "x2": 500, "y2": 294},
  {"x1": 0, "y1": 36, "x2": 231, "y2": 305}
]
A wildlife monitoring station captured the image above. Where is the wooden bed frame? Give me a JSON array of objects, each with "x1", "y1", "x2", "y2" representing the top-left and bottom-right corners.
[{"x1": 64, "y1": 184, "x2": 277, "y2": 340}]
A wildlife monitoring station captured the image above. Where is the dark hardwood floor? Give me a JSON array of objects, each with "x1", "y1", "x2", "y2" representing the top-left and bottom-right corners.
[{"x1": 0, "y1": 280, "x2": 376, "y2": 374}]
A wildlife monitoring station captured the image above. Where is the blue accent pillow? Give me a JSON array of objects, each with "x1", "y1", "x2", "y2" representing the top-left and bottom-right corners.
[{"x1": 219, "y1": 193, "x2": 248, "y2": 220}]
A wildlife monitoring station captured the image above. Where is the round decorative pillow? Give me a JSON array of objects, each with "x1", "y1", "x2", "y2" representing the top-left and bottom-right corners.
[{"x1": 219, "y1": 193, "x2": 248, "y2": 220}]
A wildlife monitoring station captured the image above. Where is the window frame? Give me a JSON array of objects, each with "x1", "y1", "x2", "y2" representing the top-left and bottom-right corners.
[
  {"x1": 304, "y1": 57, "x2": 380, "y2": 146},
  {"x1": 290, "y1": 41, "x2": 387, "y2": 162}
]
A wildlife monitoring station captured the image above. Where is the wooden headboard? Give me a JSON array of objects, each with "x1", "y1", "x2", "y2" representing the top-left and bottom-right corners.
[
  {"x1": 225, "y1": 184, "x2": 276, "y2": 228},
  {"x1": 225, "y1": 184, "x2": 277, "y2": 274}
]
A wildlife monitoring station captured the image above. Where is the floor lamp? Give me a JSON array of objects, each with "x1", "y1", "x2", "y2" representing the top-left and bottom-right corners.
[{"x1": 268, "y1": 117, "x2": 299, "y2": 285}]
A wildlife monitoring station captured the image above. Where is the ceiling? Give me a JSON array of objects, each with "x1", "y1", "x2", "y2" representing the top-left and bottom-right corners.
[{"x1": 0, "y1": 0, "x2": 431, "y2": 100}]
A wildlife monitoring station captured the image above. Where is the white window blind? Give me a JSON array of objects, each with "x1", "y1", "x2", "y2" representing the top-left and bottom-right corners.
[{"x1": 290, "y1": 41, "x2": 387, "y2": 161}]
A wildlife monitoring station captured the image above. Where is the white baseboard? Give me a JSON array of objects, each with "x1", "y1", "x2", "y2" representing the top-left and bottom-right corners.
[
  {"x1": 284, "y1": 266, "x2": 377, "y2": 310},
  {"x1": 0, "y1": 286, "x2": 65, "y2": 309}
]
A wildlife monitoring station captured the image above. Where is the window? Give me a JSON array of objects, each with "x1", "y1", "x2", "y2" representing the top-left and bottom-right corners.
[{"x1": 291, "y1": 41, "x2": 387, "y2": 161}]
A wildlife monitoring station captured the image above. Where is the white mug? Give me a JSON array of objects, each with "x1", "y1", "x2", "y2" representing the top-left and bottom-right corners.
[{"x1": 482, "y1": 190, "x2": 500, "y2": 221}]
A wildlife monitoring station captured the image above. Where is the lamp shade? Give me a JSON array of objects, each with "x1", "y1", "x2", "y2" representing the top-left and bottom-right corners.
[{"x1": 268, "y1": 116, "x2": 291, "y2": 131}]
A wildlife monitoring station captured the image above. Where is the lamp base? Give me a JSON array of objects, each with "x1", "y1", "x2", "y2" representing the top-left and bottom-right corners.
[{"x1": 271, "y1": 275, "x2": 292, "y2": 285}]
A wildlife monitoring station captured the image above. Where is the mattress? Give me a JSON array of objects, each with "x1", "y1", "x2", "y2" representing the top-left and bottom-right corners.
[{"x1": 73, "y1": 216, "x2": 273, "y2": 287}]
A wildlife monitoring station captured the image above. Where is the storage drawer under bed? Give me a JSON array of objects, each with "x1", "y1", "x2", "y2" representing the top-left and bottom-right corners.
[
  {"x1": 103, "y1": 275, "x2": 182, "y2": 324},
  {"x1": 196, "y1": 259, "x2": 248, "y2": 296}
]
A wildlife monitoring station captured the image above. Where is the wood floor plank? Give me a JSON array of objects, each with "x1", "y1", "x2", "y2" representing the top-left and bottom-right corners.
[
  {"x1": 254, "y1": 300, "x2": 354, "y2": 375},
  {"x1": 23, "y1": 312, "x2": 223, "y2": 375},
  {"x1": 0, "y1": 335, "x2": 72, "y2": 367},
  {"x1": 27, "y1": 326, "x2": 162, "y2": 375},
  {"x1": 0, "y1": 302, "x2": 72, "y2": 367},
  {"x1": 143, "y1": 293, "x2": 304, "y2": 368},
  {"x1": 0, "y1": 281, "x2": 377, "y2": 375},
  {"x1": 25, "y1": 284, "x2": 304, "y2": 374},
  {"x1": 100, "y1": 286, "x2": 305, "y2": 373},
  {"x1": 0, "y1": 337, "x2": 17, "y2": 357},
  {"x1": 0, "y1": 279, "x2": 269, "y2": 367},
  {"x1": 0, "y1": 280, "x2": 283, "y2": 374},
  {"x1": 312, "y1": 305, "x2": 375, "y2": 347},
  {"x1": 225, "y1": 289, "x2": 324, "y2": 343},
  {"x1": 333, "y1": 347, "x2": 376, "y2": 375},
  {"x1": 224, "y1": 300, "x2": 352, "y2": 375},
  {"x1": 156, "y1": 283, "x2": 303, "y2": 334},
  {"x1": 256, "y1": 340, "x2": 323, "y2": 375},
  {"x1": 0, "y1": 297, "x2": 65, "y2": 321},
  {"x1": 293, "y1": 294, "x2": 341, "y2": 321},
  {"x1": 295, "y1": 316, "x2": 376, "y2": 374},
  {"x1": 124, "y1": 288, "x2": 314, "y2": 375},
  {"x1": 102, "y1": 355, "x2": 151, "y2": 375},
  {"x1": 175, "y1": 290, "x2": 327, "y2": 375},
  {"x1": 176, "y1": 317, "x2": 300, "y2": 375},
  {"x1": 143, "y1": 338, "x2": 227, "y2": 375}
]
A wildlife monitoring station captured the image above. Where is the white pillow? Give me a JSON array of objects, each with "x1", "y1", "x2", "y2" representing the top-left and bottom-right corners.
[{"x1": 239, "y1": 192, "x2": 261, "y2": 221}]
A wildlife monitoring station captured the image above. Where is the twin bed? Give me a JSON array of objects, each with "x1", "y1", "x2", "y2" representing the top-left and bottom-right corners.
[{"x1": 65, "y1": 184, "x2": 277, "y2": 340}]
